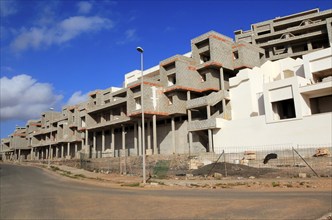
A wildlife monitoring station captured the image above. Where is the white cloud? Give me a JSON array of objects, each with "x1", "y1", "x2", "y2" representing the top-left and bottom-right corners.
[
  {"x1": 117, "y1": 28, "x2": 138, "y2": 45},
  {"x1": 77, "y1": 1, "x2": 93, "y2": 14},
  {"x1": 0, "y1": 74, "x2": 63, "y2": 121},
  {"x1": 0, "y1": 0, "x2": 17, "y2": 17},
  {"x1": 66, "y1": 91, "x2": 89, "y2": 106},
  {"x1": 10, "y1": 16, "x2": 113, "y2": 52}
]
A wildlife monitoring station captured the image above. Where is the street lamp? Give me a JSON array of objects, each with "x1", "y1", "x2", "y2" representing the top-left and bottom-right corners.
[
  {"x1": 48, "y1": 107, "x2": 54, "y2": 168},
  {"x1": 136, "y1": 46, "x2": 146, "y2": 184}
]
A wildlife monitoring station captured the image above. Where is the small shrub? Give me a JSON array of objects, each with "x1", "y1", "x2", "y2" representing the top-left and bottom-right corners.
[
  {"x1": 272, "y1": 182, "x2": 280, "y2": 187},
  {"x1": 121, "y1": 182, "x2": 140, "y2": 187}
]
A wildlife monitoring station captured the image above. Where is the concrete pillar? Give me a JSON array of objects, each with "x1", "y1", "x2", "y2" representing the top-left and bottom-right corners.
[
  {"x1": 111, "y1": 127, "x2": 115, "y2": 152},
  {"x1": 61, "y1": 144, "x2": 64, "y2": 158},
  {"x1": 134, "y1": 122, "x2": 138, "y2": 155},
  {"x1": 219, "y1": 67, "x2": 226, "y2": 117},
  {"x1": 189, "y1": 132, "x2": 193, "y2": 156},
  {"x1": 208, "y1": 129, "x2": 213, "y2": 153},
  {"x1": 207, "y1": 105, "x2": 211, "y2": 119},
  {"x1": 67, "y1": 142, "x2": 70, "y2": 158},
  {"x1": 31, "y1": 148, "x2": 34, "y2": 160},
  {"x1": 122, "y1": 126, "x2": 126, "y2": 150},
  {"x1": 171, "y1": 117, "x2": 176, "y2": 154},
  {"x1": 146, "y1": 120, "x2": 152, "y2": 155},
  {"x1": 93, "y1": 132, "x2": 96, "y2": 158},
  {"x1": 138, "y1": 121, "x2": 142, "y2": 156},
  {"x1": 37, "y1": 150, "x2": 40, "y2": 160},
  {"x1": 56, "y1": 146, "x2": 59, "y2": 158},
  {"x1": 187, "y1": 91, "x2": 193, "y2": 155},
  {"x1": 75, "y1": 143, "x2": 78, "y2": 158},
  {"x1": 287, "y1": 44, "x2": 293, "y2": 54},
  {"x1": 41, "y1": 150, "x2": 44, "y2": 160},
  {"x1": 269, "y1": 48, "x2": 274, "y2": 58},
  {"x1": 102, "y1": 130, "x2": 105, "y2": 153},
  {"x1": 219, "y1": 67, "x2": 225, "y2": 90},
  {"x1": 46, "y1": 148, "x2": 48, "y2": 159},
  {"x1": 152, "y1": 115, "x2": 157, "y2": 155},
  {"x1": 327, "y1": 18, "x2": 332, "y2": 45},
  {"x1": 85, "y1": 130, "x2": 89, "y2": 151},
  {"x1": 147, "y1": 120, "x2": 151, "y2": 150},
  {"x1": 307, "y1": 41, "x2": 313, "y2": 50}
]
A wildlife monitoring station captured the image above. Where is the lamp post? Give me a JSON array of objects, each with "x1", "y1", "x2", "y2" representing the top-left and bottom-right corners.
[
  {"x1": 48, "y1": 107, "x2": 54, "y2": 168},
  {"x1": 136, "y1": 46, "x2": 146, "y2": 184}
]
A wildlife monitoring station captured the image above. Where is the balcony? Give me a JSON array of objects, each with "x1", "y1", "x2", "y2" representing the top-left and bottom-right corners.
[
  {"x1": 87, "y1": 115, "x2": 131, "y2": 130},
  {"x1": 87, "y1": 97, "x2": 127, "y2": 113},
  {"x1": 187, "y1": 118, "x2": 223, "y2": 131},
  {"x1": 187, "y1": 90, "x2": 229, "y2": 109}
]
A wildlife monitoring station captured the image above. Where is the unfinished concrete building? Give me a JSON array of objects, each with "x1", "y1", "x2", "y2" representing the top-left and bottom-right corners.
[
  {"x1": 235, "y1": 8, "x2": 332, "y2": 61},
  {"x1": 1, "y1": 8, "x2": 331, "y2": 161}
]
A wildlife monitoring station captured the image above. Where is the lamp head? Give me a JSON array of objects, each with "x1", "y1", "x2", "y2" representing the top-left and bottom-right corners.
[{"x1": 136, "y1": 47, "x2": 144, "y2": 53}]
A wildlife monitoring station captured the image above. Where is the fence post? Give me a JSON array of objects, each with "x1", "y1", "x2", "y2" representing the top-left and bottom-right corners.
[{"x1": 292, "y1": 147, "x2": 319, "y2": 177}]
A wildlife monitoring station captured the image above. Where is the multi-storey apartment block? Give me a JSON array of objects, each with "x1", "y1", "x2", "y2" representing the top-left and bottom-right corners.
[
  {"x1": 1, "y1": 8, "x2": 331, "y2": 161},
  {"x1": 235, "y1": 8, "x2": 332, "y2": 61}
]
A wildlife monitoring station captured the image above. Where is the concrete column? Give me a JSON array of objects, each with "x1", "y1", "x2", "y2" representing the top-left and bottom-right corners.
[
  {"x1": 327, "y1": 18, "x2": 332, "y2": 45},
  {"x1": 146, "y1": 120, "x2": 152, "y2": 155},
  {"x1": 307, "y1": 41, "x2": 313, "y2": 50},
  {"x1": 187, "y1": 91, "x2": 192, "y2": 155},
  {"x1": 50, "y1": 146, "x2": 53, "y2": 159},
  {"x1": 207, "y1": 105, "x2": 211, "y2": 119},
  {"x1": 46, "y1": 148, "x2": 48, "y2": 159},
  {"x1": 208, "y1": 129, "x2": 213, "y2": 152},
  {"x1": 287, "y1": 45, "x2": 293, "y2": 54},
  {"x1": 134, "y1": 122, "x2": 138, "y2": 155},
  {"x1": 189, "y1": 132, "x2": 193, "y2": 156},
  {"x1": 147, "y1": 120, "x2": 151, "y2": 150},
  {"x1": 138, "y1": 121, "x2": 142, "y2": 156},
  {"x1": 85, "y1": 130, "x2": 89, "y2": 150},
  {"x1": 122, "y1": 126, "x2": 125, "y2": 150},
  {"x1": 219, "y1": 67, "x2": 225, "y2": 90},
  {"x1": 152, "y1": 115, "x2": 157, "y2": 155},
  {"x1": 171, "y1": 117, "x2": 176, "y2": 154},
  {"x1": 219, "y1": 67, "x2": 226, "y2": 117},
  {"x1": 102, "y1": 130, "x2": 105, "y2": 153},
  {"x1": 61, "y1": 144, "x2": 64, "y2": 158},
  {"x1": 269, "y1": 48, "x2": 274, "y2": 58},
  {"x1": 41, "y1": 150, "x2": 44, "y2": 160},
  {"x1": 67, "y1": 142, "x2": 70, "y2": 158},
  {"x1": 31, "y1": 148, "x2": 34, "y2": 160},
  {"x1": 93, "y1": 132, "x2": 96, "y2": 158},
  {"x1": 111, "y1": 127, "x2": 115, "y2": 152},
  {"x1": 56, "y1": 146, "x2": 59, "y2": 158},
  {"x1": 75, "y1": 143, "x2": 78, "y2": 158}
]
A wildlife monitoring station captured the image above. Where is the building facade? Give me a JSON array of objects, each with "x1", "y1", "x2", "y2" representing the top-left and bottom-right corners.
[{"x1": 1, "y1": 8, "x2": 331, "y2": 161}]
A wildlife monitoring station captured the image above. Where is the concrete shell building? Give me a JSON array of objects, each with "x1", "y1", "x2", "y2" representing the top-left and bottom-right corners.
[
  {"x1": 1, "y1": 8, "x2": 331, "y2": 161},
  {"x1": 235, "y1": 8, "x2": 332, "y2": 61}
]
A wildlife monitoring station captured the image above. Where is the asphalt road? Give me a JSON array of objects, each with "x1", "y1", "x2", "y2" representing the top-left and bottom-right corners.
[{"x1": 0, "y1": 163, "x2": 331, "y2": 220}]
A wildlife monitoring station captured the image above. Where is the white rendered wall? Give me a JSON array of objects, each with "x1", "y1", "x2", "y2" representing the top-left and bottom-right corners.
[
  {"x1": 213, "y1": 113, "x2": 332, "y2": 153},
  {"x1": 303, "y1": 48, "x2": 332, "y2": 79}
]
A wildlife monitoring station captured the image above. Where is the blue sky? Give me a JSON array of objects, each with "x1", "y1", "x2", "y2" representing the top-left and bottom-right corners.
[{"x1": 1, "y1": 0, "x2": 331, "y2": 138}]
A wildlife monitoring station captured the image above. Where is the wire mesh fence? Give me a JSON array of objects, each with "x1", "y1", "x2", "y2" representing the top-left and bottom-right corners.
[{"x1": 78, "y1": 143, "x2": 332, "y2": 178}]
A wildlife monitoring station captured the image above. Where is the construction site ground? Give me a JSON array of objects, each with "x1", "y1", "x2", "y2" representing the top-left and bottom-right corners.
[{"x1": 10, "y1": 160, "x2": 331, "y2": 192}]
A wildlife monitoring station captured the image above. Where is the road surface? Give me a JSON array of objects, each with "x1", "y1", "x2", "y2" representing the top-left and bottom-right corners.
[{"x1": 1, "y1": 163, "x2": 331, "y2": 219}]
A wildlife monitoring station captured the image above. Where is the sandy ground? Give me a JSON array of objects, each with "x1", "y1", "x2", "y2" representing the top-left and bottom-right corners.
[{"x1": 15, "y1": 161, "x2": 331, "y2": 192}]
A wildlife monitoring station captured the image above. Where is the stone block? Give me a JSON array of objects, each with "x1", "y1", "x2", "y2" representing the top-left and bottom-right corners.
[
  {"x1": 214, "y1": 173, "x2": 223, "y2": 179},
  {"x1": 299, "y1": 173, "x2": 307, "y2": 178},
  {"x1": 146, "y1": 149, "x2": 153, "y2": 156}
]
